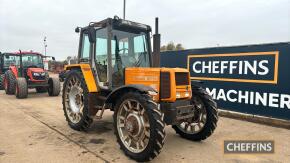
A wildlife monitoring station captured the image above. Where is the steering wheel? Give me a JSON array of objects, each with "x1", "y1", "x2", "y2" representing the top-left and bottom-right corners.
[{"x1": 118, "y1": 48, "x2": 128, "y2": 54}]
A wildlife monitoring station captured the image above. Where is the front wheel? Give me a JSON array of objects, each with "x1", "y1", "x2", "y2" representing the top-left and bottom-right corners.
[
  {"x1": 113, "y1": 92, "x2": 166, "y2": 162},
  {"x1": 62, "y1": 70, "x2": 93, "y2": 131},
  {"x1": 15, "y1": 78, "x2": 28, "y2": 99},
  {"x1": 48, "y1": 77, "x2": 60, "y2": 96},
  {"x1": 172, "y1": 87, "x2": 218, "y2": 141}
]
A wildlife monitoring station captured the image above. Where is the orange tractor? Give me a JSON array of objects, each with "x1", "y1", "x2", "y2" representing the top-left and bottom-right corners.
[{"x1": 62, "y1": 17, "x2": 218, "y2": 161}]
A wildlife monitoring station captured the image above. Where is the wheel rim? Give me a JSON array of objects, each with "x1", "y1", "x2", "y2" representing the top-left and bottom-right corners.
[
  {"x1": 64, "y1": 76, "x2": 84, "y2": 123},
  {"x1": 177, "y1": 96, "x2": 207, "y2": 134},
  {"x1": 117, "y1": 99, "x2": 150, "y2": 153}
]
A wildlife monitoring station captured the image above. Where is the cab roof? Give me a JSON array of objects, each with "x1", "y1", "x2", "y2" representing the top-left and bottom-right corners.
[
  {"x1": 12, "y1": 51, "x2": 44, "y2": 56},
  {"x1": 1, "y1": 52, "x2": 20, "y2": 56},
  {"x1": 85, "y1": 16, "x2": 151, "y2": 32}
]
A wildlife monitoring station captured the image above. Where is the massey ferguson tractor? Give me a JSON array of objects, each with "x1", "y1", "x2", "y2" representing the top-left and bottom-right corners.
[
  {"x1": 4, "y1": 51, "x2": 60, "y2": 98},
  {"x1": 0, "y1": 52, "x2": 20, "y2": 90},
  {"x1": 62, "y1": 16, "x2": 218, "y2": 161}
]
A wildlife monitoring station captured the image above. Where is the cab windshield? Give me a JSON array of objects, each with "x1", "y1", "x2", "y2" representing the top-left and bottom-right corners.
[
  {"x1": 22, "y1": 54, "x2": 44, "y2": 68},
  {"x1": 94, "y1": 27, "x2": 151, "y2": 87},
  {"x1": 112, "y1": 30, "x2": 150, "y2": 68}
]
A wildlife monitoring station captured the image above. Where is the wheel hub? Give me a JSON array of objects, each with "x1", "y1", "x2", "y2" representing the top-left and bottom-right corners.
[
  {"x1": 177, "y1": 97, "x2": 207, "y2": 134},
  {"x1": 75, "y1": 94, "x2": 81, "y2": 105},
  {"x1": 125, "y1": 113, "x2": 143, "y2": 138},
  {"x1": 117, "y1": 99, "x2": 150, "y2": 153},
  {"x1": 191, "y1": 106, "x2": 202, "y2": 122},
  {"x1": 69, "y1": 86, "x2": 82, "y2": 113}
]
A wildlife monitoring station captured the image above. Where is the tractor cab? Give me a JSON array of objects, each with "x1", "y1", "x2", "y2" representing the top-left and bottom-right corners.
[
  {"x1": 75, "y1": 16, "x2": 152, "y2": 89},
  {"x1": 0, "y1": 53, "x2": 20, "y2": 74},
  {"x1": 0, "y1": 52, "x2": 20, "y2": 90},
  {"x1": 21, "y1": 53, "x2": 46, "y2": 81},
  {"x1": 21, "y1": 53, "x2": 44, "y2": 69}
]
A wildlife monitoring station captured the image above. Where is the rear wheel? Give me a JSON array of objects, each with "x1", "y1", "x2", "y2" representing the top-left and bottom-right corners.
[
  {"x1": 36, "y1": 87, "x2": 47, "y2": 93},
  {"x1": 172, "y1": 87, "x2": 218, "y2": 141},
  {"x1": 114, "y1": 92, "x2": 166, "y2": 162},
  {"x1": 48, "y1": 77, "x2": 60, "y2": 96},
  {"x1": 62, "y1": 70, "x2": 93, "y2": 131},
  {"x1": 4, "y1": 70, "x2": 16, "y2": 95},
  {"x1": 0, "y1": 74, "x2": 4, "y2": 90},
  {"x1": 15, "y1": 78, "x2": 28, "y2": 99}
]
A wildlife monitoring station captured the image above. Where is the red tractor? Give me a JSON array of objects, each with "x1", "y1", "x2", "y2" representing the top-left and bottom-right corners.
[{"x1": 4, "y1": 51, "x2": 60, "y2": 98}]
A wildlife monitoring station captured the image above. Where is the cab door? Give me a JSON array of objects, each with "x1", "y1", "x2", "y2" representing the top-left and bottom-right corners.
[{"x1": 78, "y1": 30, "x2": 92, "y2": 64}]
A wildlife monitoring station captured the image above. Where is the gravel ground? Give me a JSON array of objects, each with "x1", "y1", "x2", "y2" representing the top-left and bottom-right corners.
[{"x1": 0, "y1": 85, "x2": 289, "y2": 163}]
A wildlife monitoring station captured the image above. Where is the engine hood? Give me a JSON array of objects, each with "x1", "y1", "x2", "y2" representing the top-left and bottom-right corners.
[
  {"x1": 26, "y1": 68, "x2": 47, "y2": 81},
  {"x1": 125, "y1": 67, "x2": 191, "y2": 102},
  {"x1": 27, "y1": 68, "x2": 45, "y2": 73}
]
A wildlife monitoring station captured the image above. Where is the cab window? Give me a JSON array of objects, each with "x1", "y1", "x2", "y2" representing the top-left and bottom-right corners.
[
  {"x1": 3, "y1": 55, "x2": 20, "y2": 68},
  {"x1": 95, "y1": 28, "x2": 110, "y2": 85},
  {"x1": 80, "y1": 34, "x2": 90, "y2": 60}
]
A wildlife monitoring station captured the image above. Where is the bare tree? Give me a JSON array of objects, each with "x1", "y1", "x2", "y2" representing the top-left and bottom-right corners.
[
  {"x1": 65, "y1": 55, "x2": 78, "y2": 64},
  {"x1": 176, "y1": 43, "x2": 185, "y2": 50},
  {"x1": 160, "y1": 41, "x2": 185, "y2": 51}
]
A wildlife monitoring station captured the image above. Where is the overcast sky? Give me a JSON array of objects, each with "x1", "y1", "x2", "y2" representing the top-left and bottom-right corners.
[{"x1": 0, "y1": 0, "x2": 289, "y2": 60}]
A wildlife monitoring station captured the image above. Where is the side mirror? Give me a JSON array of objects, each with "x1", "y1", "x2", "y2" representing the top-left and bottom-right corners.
[
  {"x1": 52, "y1": 57, "x2": 55, "y2": 61},
  {"x1": 75, "y1": 27, "x2": 80, "y2": 33}
]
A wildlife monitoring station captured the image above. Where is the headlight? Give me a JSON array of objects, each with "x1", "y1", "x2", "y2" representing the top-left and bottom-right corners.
[
  {"x1": 176, "y1": 92, "x2": 181, "y2": 98},
  {"x1": 148, "y1": 90, "x2": 158, "y2": 101},
  {"x1": 148, "y1": 90, "x2": 158, "y2": 96},
  {"x1": 176, "y1": 91, "x2": 191, "y2": 98},
  {"x1": 33, "y1": 72, "x2": 40, "y2": 76}
]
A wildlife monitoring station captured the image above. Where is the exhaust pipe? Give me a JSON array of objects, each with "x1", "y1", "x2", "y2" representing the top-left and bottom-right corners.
[{"x1": 153, "y1": 17, "x2": 160, "y2": 67}]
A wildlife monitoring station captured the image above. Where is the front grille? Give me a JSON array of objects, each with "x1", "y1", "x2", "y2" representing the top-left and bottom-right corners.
[
  {"x1": 175, "y1": 72, "x2": 189, "y2": 85},
  {"x1": 160, "y1": 72, "x2": 171, "y2": 99},
  {"x1": 33, "y1": 75, "x2": 46, "y2": 80}
]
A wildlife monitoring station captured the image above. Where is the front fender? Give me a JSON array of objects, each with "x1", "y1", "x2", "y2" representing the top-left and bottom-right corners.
[
  {"x1": 105, "y1": 84, "x2": 156, "y2": 104},
  {"x1": 65, "y1": 64, "x2": 98, "y2": 92},
  {"x1": 9, "y1": 65, "x2": 18, "y2": 78}
]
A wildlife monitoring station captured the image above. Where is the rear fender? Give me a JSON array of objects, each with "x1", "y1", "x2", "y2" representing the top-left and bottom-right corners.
[{"x1": 65, "y1": 64, "x2": 98, "y2": 92}]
